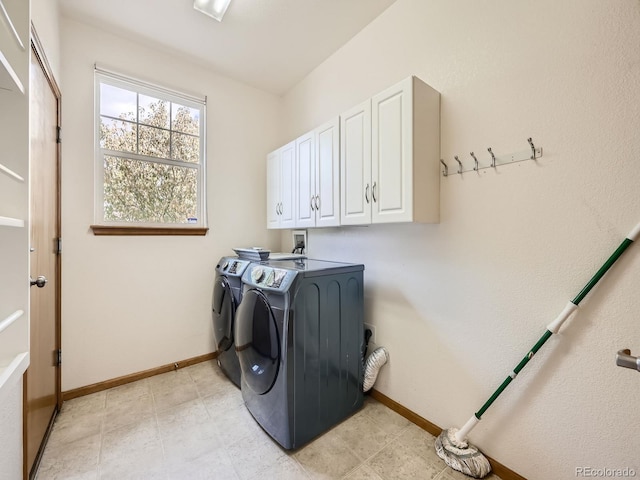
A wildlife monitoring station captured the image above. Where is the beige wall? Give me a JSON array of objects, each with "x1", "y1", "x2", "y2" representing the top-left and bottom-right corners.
[
  {"x1": 59, "y1": 17, "x2": 281, "y2": 391},
  {"x1": 280, "y1": 0, "x2": 640, "y2": 478}
]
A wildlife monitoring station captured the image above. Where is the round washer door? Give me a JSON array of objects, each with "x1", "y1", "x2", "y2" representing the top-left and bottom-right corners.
[
  {"x1": 235, "y1": 289, "x2": 280, "y2": 395},
  {"x1": 212, "y1": 276, "x2": 235, "y2": 351}
]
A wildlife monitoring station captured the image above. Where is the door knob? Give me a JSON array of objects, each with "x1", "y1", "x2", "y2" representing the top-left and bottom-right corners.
[{"x1": 30, "y1": 276, "x2": 47, "y2": 288}]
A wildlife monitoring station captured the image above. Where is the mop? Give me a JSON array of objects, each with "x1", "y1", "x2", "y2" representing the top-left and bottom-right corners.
[{"x1": 435, "y1": 222, "x2": 640, "y2": 478}]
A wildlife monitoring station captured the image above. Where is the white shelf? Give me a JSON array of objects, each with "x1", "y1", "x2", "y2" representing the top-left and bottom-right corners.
[
  {"x1": 0, "y1": 216, "x2": 24, "y2": 227},
  {"x1": 0, "y1": 310, "x2": 23, "y2": 334},
  {"x1": 0, "y1": 48, "x2": 24, "y2": 94},
  {"x1": 0, "y1": 1, "x2": 25, "y2": 51},
  {"x1": 0, "y1": 351, "x2": 29, "y2": 402},
  {"x1": 0, "y1": 0, "x2": 28, "y2": 459},
  {"x1": 0, "y1": 162, "x2": 24, "y2": 182}
]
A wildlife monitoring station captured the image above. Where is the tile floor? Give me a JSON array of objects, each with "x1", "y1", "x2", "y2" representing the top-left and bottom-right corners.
[{"x1": 36, "y1": 360, "x2": 502, "y2": 480}]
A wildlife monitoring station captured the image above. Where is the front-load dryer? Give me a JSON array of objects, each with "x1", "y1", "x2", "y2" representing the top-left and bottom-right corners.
[
  {"x1": 212, "y1": 256, "x2": 251, "y2": 387},
  {"x1": 235, "y1": 259, "x2": 364, "y2": 449}
]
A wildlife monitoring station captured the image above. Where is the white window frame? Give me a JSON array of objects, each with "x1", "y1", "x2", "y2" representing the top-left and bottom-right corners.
[{"x1": 94, "y1": 66, "x2": 207, "y2": 229}]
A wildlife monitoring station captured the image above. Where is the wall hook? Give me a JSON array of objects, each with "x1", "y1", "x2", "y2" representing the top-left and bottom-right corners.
[
  {"x1": 470, "y1": 152, "x2": 478, "y2": 171},
  {"x1": 527, "y1": 138, "x2": 537, "y2": 160},
  {"x1": 444, "y1": 139, "x2": 543, "y2": 177},
  {"x1": 440, "y1": 159, "x2": 448, "y2": 177},
  {"x1": 454, "y1": 156, "x2": 463, "y2": 174},
  {"x1": 616, "y1": 348, "x2": 640, "y2": 372},
  {"x1": 488, "y1": 147, "x2": 496, "y2": 168}
]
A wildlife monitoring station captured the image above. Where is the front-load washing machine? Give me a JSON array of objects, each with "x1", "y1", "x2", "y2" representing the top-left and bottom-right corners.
[
  {"x1": 212, "y1": 256, "x2": 251, "y2": 387},
  {"x1": 235, "y1": 258, "x2": 364, "y2": 449}
]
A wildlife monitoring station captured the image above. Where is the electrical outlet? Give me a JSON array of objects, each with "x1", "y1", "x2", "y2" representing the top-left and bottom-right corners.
[
  {"x1": 292, "y1": 230, "x2": 307, "y2": 254},
  {"x1": 364, "y1": 322, "x2": 376, "y2": 344}
]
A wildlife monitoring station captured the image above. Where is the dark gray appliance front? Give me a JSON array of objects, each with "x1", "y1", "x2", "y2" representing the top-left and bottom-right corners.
[
  {"x1": 236, "y1": 260, "x2": 364, "y2": 449},
  {"x1": 212, "y1": 256, "x2": 250, "y2": 387}
]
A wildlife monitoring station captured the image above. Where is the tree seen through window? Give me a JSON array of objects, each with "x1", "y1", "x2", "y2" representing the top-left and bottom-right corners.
[{"x1": 97, "y1": 79, "x2": 204, "y2": 225}]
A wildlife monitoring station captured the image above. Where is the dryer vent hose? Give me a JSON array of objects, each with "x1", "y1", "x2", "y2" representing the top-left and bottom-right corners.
[{"x1": 363, "y1": 347, "x2": 389, "y2": 392}]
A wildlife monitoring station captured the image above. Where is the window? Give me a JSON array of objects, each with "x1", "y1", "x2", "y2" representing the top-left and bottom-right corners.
[{"x1": 94, "y1": 67, "x2": 207, "y2": 232}]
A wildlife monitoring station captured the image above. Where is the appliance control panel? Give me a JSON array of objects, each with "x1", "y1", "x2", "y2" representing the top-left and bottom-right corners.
[
  {"x1": 244, "y1": 265, "x2": 296, "y2": 291},
  {"x1": 217, "y1": 258, "x2": 250, "y2": 277}
]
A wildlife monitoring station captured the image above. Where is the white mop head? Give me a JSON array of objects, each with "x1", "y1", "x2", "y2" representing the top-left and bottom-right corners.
[{"x1": 434, "y1": 428, "x2": 492, "y2": 479}]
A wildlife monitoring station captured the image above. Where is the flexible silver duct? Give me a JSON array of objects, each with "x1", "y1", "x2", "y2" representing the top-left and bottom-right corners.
[{"x1": 363, "y1": 347, "x2": 389, "y2": 392}]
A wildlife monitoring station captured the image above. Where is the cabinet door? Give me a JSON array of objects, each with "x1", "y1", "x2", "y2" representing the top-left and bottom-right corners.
[
  {"x1": 340, "y1": 101, "x2": 371, "y2": 226},
  {"x1": 266, "y1": 149, "x2": 281, "y2": 229},
  {"x1": 279, "y1": 140, "x2": 296, "y2": 229},
  {"x1": 315, "y1": 117, "x2": 340, "y2": 228},
  {"x1": 371, "y1": 77, "x2": 413, "y2": 223},
  {"x1": 295, "y1": 132, "x2": 315, "y2": 228}
]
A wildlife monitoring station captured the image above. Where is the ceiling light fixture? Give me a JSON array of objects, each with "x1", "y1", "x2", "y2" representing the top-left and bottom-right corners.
[{"x1": 193, "y1": 0, "x2": 232, "y2": 22}]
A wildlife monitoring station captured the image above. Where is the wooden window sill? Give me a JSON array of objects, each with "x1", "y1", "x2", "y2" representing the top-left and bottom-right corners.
[{"x1": 90, "y1": 225, "x2": 209, "y2": 236}]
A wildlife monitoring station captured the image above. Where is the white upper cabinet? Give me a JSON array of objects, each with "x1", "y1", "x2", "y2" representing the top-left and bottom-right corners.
[
  {"x1": 266, "y1": 141, "x2": 296, "y2": 229},
  {"x1": 279, "y1": 142, "x2": 296, "y2": 228},
  {"x1": 313, "y1": 118, "x2": 340, "y2": 228},
  {"x1": 295, "y1": 118, "x2": 340, "y2": 229},
  {"x1": 340, "y1": 102, "x2": 372, "y2": 226},
  {"x1": 266, "y1": 149, "x2": 281, "y2": 229},
  {"x1": 341, "y1": 76, "x2": 440, "y2": 225},
  {"x1": 294, "y1": 131, "x2": 315, "y2": 228},
  {"x1": 269, "y1": 76, "x2": 440, "y2": 230}
]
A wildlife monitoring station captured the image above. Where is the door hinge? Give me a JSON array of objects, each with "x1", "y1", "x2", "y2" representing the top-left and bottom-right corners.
[
  {"x1": 56, "y1": 237, "x2": 62, "y2": 254},
  {"x1": 56, "y1": 349, "x2": 62, "y2": 367},
  {"x1": 56, "y1": 126, "x2": 62, "y2": 144}
]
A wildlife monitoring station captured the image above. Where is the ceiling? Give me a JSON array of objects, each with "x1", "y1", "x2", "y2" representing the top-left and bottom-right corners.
[{"x1": 59, "y1": 0, "x2": 398, "y2": 96}]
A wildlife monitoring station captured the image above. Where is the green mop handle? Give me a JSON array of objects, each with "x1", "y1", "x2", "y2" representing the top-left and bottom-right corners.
[{"x1": 454, "y1": 223, "x2": 640, "y2": 444}]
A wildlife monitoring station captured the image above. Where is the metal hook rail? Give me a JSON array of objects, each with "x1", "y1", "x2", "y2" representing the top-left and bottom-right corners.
[
  {"x1": 440, "y1": 137, "x2": 543, "y2": 177},
  {"x1": 617, "y1": 349, "x2": 640, "y2": 372}
]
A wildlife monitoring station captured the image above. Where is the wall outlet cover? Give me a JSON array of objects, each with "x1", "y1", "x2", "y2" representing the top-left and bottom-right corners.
[{"x1": 292, "y1": 229, "x2": 307, "y2": 253}]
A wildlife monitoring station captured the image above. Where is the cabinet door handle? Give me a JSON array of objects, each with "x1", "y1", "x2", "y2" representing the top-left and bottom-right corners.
[
  {"x1": 372, "y1": 182, "x2": 378, "y2": 203},
  {"x1": 310, "y1": 196, "x2": 315, "y2": 211},
  {"x1": 365, "y1": 184, "x2": 370, "y2": 204},
  {"x1": 279, "y1": 203, "x2": 283, "y2": 215},
  {"x1": 315, "y1": 196, "x2": 320, "y2": 211}
]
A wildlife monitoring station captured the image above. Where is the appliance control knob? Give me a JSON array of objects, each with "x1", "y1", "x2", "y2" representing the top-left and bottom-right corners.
[
  {"x1": 222, "y1": 261, "x2": 229, "y2": 270},
  {"x1": 251, "y1": 267, "x2": 265, "y2": 283},
  {"x1": 265, "y1": 269, "x2": 275, "y2": 287}
]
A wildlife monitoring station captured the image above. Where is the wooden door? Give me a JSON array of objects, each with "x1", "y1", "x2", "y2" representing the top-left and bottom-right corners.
[
  {"x1": 25, "y1": 33, "x2": 61, "y2": 479},
  {"x1": 340, "y1": 101, "x2": 371, "y2": 225}
]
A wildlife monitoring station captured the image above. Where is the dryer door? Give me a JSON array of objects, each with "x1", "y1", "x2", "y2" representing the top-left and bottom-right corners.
[
  {"x1": 235, "y1": 289, "x2": 280, "y2": 395},
  {"x1": 212, "y1": 276, "x2": 235, "y2": 351}
]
